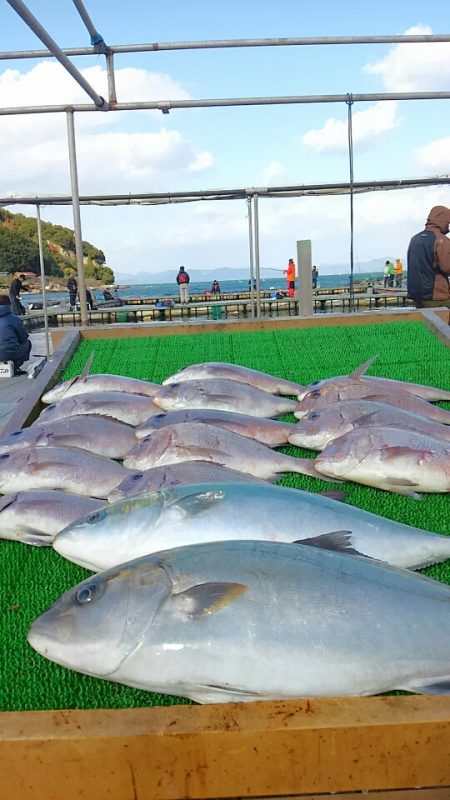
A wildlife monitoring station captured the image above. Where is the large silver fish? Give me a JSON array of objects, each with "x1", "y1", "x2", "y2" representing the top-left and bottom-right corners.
[
  {"x1": 289, "y1": 400, "x2": 450, "y2": 451},
  {"x1": 163, "y1": 362, "x2": 303, "y2": 395},
  {"x1": 33, "y1": 391, "x2": 162, "y2": 427},
  {"x1": 28, "y1": 540, "x2": 450, "y2": 703},
  {"x1": 123, "y1": 421, "x2": 328, "y2": 481},
  {"x1": 0, "y1": 415, "x2": 137, "y2": 460},
  {"x1": 54, "y1": 481, "x2": 450, "y2": 572},
  {"x1": 153, "y1": 379, "x2": 298, "y2": 418},
  {"x1": 314, "y1": 426, "x2": 450, "y2": 496},
  {"x1": 295, "y1": 387, "x2": 450, "y2": 425},
  {"x1": 297, "y1": 357, "x2": 450, "y2": 402},
  {"x1": 0, "y1": 490, "x2": 103, "y2": 546},
  {"x1": 0, "y1": 446, "x2": 129, "y2": 499},
  {"x1": 42, "y1": 374, "x2": 161, "y2": 404},
  {"x1": 108, "y1": 461, "x2": 266, "y2": 503},
  {"x1": 136, "y1": 408, "x2": 296, "y2": 446}
]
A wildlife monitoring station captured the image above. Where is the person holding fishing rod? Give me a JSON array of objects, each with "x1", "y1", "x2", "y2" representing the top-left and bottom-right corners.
[{"x1": 284, "y1": 258, "x2": 296, "y2": 297}]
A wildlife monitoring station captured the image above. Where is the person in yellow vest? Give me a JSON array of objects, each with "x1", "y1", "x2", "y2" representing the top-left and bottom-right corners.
[
  {"x1": 284, "y1": 258, "x2": 296, "y2": 297},
  {"x1": 394, "y1": 258, "x2": 403, "y2": 288}
]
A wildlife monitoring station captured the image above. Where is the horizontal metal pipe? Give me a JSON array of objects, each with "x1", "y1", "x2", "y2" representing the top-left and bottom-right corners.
[
  {"x1": 1, "y1": 175, "x2": 448, "y2": 207},
  {"x1": 2, "y1": 90, "x2": 450, "y2": 116},
  {"x1": 1, "y1": 32, "x2": 450, "y2": 60},
  {"x1": 5, "y1": 0, "x2": 106, "y2": 107}
]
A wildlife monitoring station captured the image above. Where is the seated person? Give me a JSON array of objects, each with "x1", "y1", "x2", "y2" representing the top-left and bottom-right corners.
[
  {"x1": 211, "y1": 280, "x2": 221, "y2": 294},
  {"x1": 103, "y1": 289, "x2": 114, "y2": 301},
  {"x1": 0, "y1": 294, "x2": 31, "y2": 376},
  {"x1": 113, "y1": 288, "x2": 124, "y2": 306}
]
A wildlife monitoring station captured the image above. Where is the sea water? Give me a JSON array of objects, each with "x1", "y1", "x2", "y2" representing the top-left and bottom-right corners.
[{"x1": 22, "y1": 272, "x2": 384, "y2": 308}]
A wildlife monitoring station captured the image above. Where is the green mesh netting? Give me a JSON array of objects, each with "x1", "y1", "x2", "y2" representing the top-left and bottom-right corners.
[{"x1": 1, "y1": 320, "x2": 449, "y2": 711}]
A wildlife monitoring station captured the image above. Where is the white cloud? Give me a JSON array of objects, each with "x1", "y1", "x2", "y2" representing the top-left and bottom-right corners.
[
  {"x1": 0, "y1": 62, "x2": 212, "y2": 194},
  {"x1": 262, "y1": 161, "x2": 286, "y2": 185},
  {"x1": 415, "y1": 137, "x2": 450, "y2": 171},
  {"x1": 364, "y1": 25, "x2": 450, "y2": 91},
  {"x1": 301, "y1": 102, "x2": 399, "y2": 153}
]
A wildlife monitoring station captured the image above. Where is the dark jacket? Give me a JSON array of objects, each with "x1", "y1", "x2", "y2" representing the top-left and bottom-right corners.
[
  {"x1": 407, "y1": 206, "x2": 450, "y2": 303},
  {"x1": 176, "y1": 269, "x2": 190, "y2": 285},
  {"x1": 0, "y1": 305, "x2": 30, "y2": 351},
  {"x1": 10, "y1": 277, "x2": 24, "y2": 298}
]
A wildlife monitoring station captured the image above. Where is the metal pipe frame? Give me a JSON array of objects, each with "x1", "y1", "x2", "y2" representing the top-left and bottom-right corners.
[
  {"x1": 5, "y1": 0, "x2": 107, "y2": 108},
  {"x1": 2, "y1": 90, "x2": 450, "y2": 116},
  {"x1": 1, "y1": 175, "x2": 449, "y2": 208},
  {"x1": 35, "y1": 205, "x2": 51, "y2": 360},
  {"x1": 1, "y1": 32, "x2": 450, "y2": 61}
]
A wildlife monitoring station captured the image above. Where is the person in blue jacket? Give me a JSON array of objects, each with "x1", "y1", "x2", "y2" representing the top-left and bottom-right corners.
[{"x1": 0, "y1": 294, "x2": 31, "y2": 375}]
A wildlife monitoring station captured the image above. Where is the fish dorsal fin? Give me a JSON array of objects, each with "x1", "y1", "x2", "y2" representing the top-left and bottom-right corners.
[
  {"x1": 81, "y1": 352, "x2": 95, "y2": 379},
  {"x1": 173, "y1": 582, "x2": 247, "y2": 618},
  {"x1": 350, "y1": 355, "x2": 378, "y2": 378},
  {"x1": 318, "y1": 490, "x2": 348, "y2": 502},
  {"x1": 296, "y1": 530, "x2": 366, "y2": 557}
]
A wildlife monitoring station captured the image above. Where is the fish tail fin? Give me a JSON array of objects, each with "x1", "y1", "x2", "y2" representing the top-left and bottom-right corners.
[{"x1": 285, "y1": 456, "x2": 343, "y2": 483}]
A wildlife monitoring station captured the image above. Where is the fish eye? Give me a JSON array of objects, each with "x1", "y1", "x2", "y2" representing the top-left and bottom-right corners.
[
  {"x1": 131, "y1": 473, "x2": 144, "y2": 481},
  {"x1": 310, "y1": 390, "x2": 322, "y2": 399},
  {"x1": 0, "y1": 453, "x2": 10, "y2": 460},
  {"x1": 75, "y1": 584, "x2": 97, "y2": 604},
  {"x1": 307, "y1": 412, "x2": 320, "y2": 420},
  {"x1": 87, "y1": 510, "x2": 105, "y2": 524}
]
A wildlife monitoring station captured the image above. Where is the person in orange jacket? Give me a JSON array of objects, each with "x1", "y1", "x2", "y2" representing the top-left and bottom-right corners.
[
  {"x1": 394, "y1": 258, "x2": 403, "y2": 288},
  {"x1": 284, "y1": 258, "x2": 296, "y2": 297}
]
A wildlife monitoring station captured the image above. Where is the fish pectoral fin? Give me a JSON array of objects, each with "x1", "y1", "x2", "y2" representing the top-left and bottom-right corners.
[
  {"x1": 381, "y1": 446, "x2": 435, "y2": 462},
  {"x1": 354, "y1": 411, "x2": 382, "y2": 425},
  {"x1": 168, "y1": 490, "x2": 225, "y2": 517},
  {"x1": 296, "y1": 530, "x2": 367, "y2": 557},
  {"x1": 173, "y1": 445, "x2": 226, "y2": 463},
  {"x1": 173, "y1": 582, "x2": 247, "y2": 618},
  {"x1": 350, "y1": 355, "x2": 378, "y2": 378}
]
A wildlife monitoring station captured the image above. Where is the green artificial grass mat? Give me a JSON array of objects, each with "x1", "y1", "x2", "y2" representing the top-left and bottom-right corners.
[{"x1": 1, "y1": 320, "x2": 449, "y2": 712}]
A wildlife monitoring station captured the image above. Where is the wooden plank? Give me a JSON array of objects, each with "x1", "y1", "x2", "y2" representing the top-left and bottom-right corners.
[
  {"x1": 1, "y1": 329, "x2": 80, "y2": 434},
  {"x1": 59, "y1": 309, "x2": 426, "y2": 344},
  {"x1": 1, "y1": 696, "x2": 450, "y2": 800},
  {"x1": 421, "y1": 309, "x2": 450, "y2": 347}
]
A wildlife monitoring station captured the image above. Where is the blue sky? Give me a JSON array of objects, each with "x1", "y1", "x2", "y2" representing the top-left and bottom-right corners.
[{"x1": 0, "y1": 1, "x2": 449, "y2": 277}]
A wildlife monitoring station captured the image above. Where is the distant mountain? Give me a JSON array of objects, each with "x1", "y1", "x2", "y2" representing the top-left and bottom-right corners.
[{"x1": 114, "y1": 260, "x2": 389, "y2": 284}]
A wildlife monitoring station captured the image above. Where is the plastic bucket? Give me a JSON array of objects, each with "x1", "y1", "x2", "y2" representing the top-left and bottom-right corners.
[{"x1": 115, "y1": 311, "x2": 128, "y2": 323}]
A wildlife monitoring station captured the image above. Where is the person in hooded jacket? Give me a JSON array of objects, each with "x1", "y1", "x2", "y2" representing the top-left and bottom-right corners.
[
  {"x1": 407, "y1": 206, "x2": 450, "y2": 313},
  {"x1": 176, "y1": 266, "x2": 190, "y2": 303},
  {"x1": 0, "y1": 294, "x2": 31, "y2": 375}
]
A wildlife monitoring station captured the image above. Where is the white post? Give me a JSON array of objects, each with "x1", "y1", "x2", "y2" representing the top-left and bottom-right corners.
[{"x1": 297, "y1": 239, "x2": 313, "y2": 317}]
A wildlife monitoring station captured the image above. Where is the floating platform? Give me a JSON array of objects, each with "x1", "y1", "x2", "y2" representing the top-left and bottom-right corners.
[{"x1": 23, "y1": 289, "x2": 413, "y2": 330}]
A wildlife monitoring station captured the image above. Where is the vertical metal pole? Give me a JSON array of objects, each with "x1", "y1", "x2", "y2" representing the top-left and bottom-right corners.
[
  {"x1": 297, "y1": 239, "x2": 313, "y2": 316},
  {"x1": 347, "y1": 95, "x2": 355, "y2": 312},
  {"x1": 247, "y1": 197, "x2": 255, "y2": 319},
  {"x1": 35, "y1": 204, "x2": 51, "y2": 359},
  {"x1": 253, "y1": 193, "x2": 261, "y2": 319},
  {"x1": 106, "y1": 52, "x2": 117, "y2": 105},
  {"x1": 66, "y1": 109, "x2": 88, "y2": 325}
]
